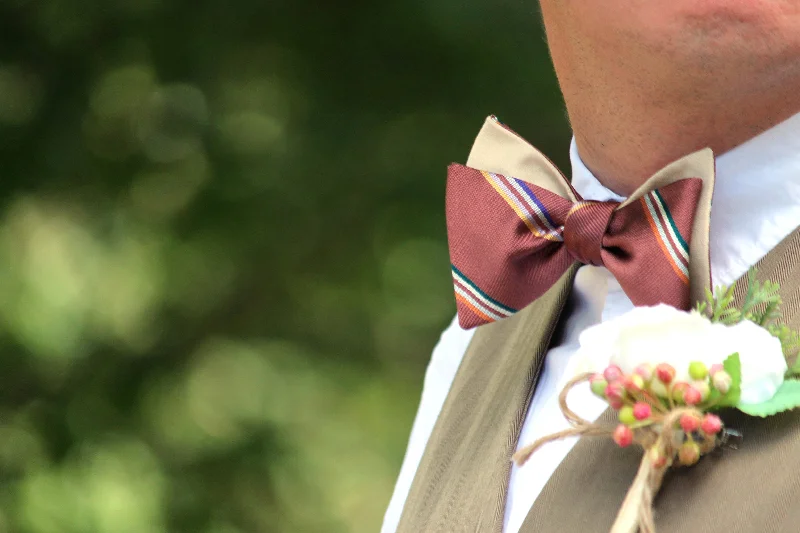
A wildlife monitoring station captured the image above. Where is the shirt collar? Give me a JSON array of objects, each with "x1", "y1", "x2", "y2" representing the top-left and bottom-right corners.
[{"x1": 570, "y1": 111, "x2": 800, "y2": 286}]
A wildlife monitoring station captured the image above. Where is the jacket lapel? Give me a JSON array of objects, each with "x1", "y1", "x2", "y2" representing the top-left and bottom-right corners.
[
  {"x1": 397, "y1": 265, "x2": 579, "y2": 533},
  {"x1": 519, "y1": 225, "x2": 800, "y2": 533},
  {"x1": 397, "y1": 116, "x2": 584, "y2": 532}
]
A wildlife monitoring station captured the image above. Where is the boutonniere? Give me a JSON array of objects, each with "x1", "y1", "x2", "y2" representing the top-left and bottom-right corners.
[{"x1": 513, "y1": 269, "x2": 800, "y2": 533}]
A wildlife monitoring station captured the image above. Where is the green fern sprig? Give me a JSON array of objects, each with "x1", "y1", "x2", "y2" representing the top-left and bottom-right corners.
[
  {"x1": 696, "y1": 284, "x2": 739, "y2": 325},
  {"x1": 695, "y1": 268, "x2": 782, "y2": 326},
  {"x1": 739, "y1": 269, "x2": 781, "y2": 325},
  {"x1": 695, "y1": 267, "x2": 800, "y2": 371}
]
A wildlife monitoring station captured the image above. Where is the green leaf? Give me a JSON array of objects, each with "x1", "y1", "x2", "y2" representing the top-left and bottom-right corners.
[
  {"x1": 716, "y1": 353, "x2": 741, "y2": 407},
  {"x1": 737, "y1": 380, "x2": 800, "y2": 417}
]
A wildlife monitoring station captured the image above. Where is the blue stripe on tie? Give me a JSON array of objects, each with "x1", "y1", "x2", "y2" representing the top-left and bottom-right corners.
[
  {"x1": 516, "y1": 179, "x2": 558, "y2": 229},
  {"x1": 451, "y1": 265, "x2": 518, "y2": 314}
]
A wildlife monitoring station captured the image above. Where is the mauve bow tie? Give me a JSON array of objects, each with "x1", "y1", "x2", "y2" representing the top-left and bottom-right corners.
[{"x1": 446, "y1": 120, "x2": 715, "y2": 329}]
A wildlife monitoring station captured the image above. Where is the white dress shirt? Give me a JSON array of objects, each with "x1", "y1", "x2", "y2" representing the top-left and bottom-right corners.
[{"x1": 382, "y1": 111, "x2": 800, "y2": 533}]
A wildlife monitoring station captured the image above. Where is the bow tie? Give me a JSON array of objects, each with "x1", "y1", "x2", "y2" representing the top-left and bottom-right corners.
[{"x1": 447, "y1": 117, "x2": 715, "y2": 329}]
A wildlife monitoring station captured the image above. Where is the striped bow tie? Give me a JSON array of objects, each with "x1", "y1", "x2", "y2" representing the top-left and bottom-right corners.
[{"x1": 447, "y1": 118, "x2": 715, "y2": 329}]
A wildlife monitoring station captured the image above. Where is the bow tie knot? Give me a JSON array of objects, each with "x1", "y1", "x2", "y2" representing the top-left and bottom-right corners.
[{"x1": 563, "y1": 200, "x2": 617, "y2": 267}]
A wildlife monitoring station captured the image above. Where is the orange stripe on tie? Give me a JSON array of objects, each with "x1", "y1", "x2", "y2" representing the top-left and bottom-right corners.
[
  {"x1": 641, "y1": 197, "x2": 690, "y2": 285},
  {"x1": 455, "y1": 293, "x2": 494, "y2": 323}
]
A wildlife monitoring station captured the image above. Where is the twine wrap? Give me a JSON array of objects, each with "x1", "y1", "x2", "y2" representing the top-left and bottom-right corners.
[{"x1": 513, "y1": 373, "x2": 718, "y2": 533}]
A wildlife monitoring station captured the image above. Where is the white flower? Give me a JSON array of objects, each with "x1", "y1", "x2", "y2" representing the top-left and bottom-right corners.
[{"x1": 575, "y1": 304, "x2": 787, "y2": 406}]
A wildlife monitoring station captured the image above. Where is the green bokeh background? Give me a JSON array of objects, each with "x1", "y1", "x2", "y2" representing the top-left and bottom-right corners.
[{"x1": 0, "y1": 1, "x2": 570, "y2": 532}]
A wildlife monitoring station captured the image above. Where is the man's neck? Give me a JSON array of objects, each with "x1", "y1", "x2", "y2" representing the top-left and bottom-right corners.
[
  {"x1": 537, "y1": 0, "x2": 800, "y2": 197},
  {"x1": 571, "y1": 88, "x2": 800, "y2": 197}
]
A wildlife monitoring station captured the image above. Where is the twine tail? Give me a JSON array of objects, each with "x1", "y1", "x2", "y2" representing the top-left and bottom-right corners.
[
  {"x1": 512, "y1": 372, "x2": 612, "y2": 467},
  {"x1": 610, "y1": 451, "x2": 665, "y2": 533},
  {"x1": 513, "y1": 428, "x2": 585, "y2": 466}
]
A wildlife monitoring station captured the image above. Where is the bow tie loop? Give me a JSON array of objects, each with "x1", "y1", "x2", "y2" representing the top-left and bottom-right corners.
[{"x1": 563, "y1": 200, "x2": 617, "y2": 267}]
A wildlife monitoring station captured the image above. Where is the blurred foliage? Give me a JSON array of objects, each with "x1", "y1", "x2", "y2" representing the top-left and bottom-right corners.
[{"x1": 0, "y1": 0, "x2": 569, "y2": 532}]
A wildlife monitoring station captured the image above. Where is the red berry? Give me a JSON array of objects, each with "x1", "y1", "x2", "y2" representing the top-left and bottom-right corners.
[
  {"x1": 632, "y1": 402, "x2": 651, "y2": 420},
  {"x1": 679, "y1": 413, "x2": 701, "y2": 433},
  {"x1": 656, "y1": 363, "x2": 676, "y2": 384},
  {"x1": 701, "y1": 414, "x2": 723, "y2": 435},
  {"x1": 613, "y1": 424, "x2": 634, "y2": 447},
  {"x1": 683, "y1": 386, "x2": 702, "y2": 406},
  {"x1": 671, "y1": 382, "x2": 689, "y2": 403},
  {"x1": 608, "y1": 397, "x2": 624, "y2": 410},
  {"x1": 604, "y1": 365, "x2": 623, "y2": 383},
  {"x1": 605, "y1": 382, "x2": 625, "y2": 402}
]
